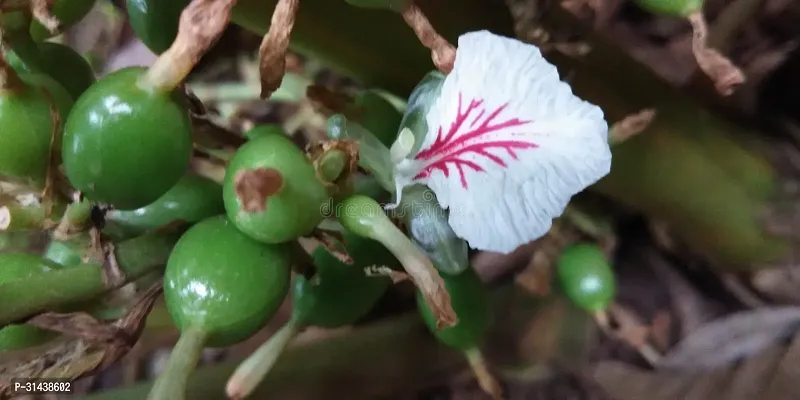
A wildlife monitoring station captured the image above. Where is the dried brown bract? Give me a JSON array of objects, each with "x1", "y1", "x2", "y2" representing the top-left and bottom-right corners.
[
  {"x1": 258, "y1": 0, "x2": 300, "y2": 99},
  {"x1": 143, "y1": 0, "x2": 238, "y2": 91},
  {"x1": 609, "y1": 108, "x2": 657, "y2": 144},
  {"x1": 400, "y1": 2, "x2": 456, "y2": 74},
  {"x1": 687, "y1": 11, "x2": 746, "y2": 96}
]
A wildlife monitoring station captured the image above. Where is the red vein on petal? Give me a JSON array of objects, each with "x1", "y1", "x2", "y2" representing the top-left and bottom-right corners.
[{"x1": 411, "y1": 92, "x2": 536, "y2": 189}]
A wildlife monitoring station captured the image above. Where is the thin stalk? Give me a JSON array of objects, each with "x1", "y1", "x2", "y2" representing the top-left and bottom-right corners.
[
  {"x1": 463, "y1": 347, "x2": 503, "y2": 400},
  {"x1": 226, "y1": 318, "x2": 301, "y2": 399},
  {"x1": 147, "y1": 325, "x2": 209, "y2": 400},
  {"x1": 0, "y1": 230, "x2": 180, "y2": 324}
]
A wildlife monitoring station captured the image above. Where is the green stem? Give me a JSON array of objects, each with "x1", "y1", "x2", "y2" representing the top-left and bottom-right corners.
[
  {"x1": 226, "y1": 318, "x2": 301, "y2": 399},
  {"x1": 0, "y1": 230, "x2": 180, "y2": 324},
  {"x1": 147, "y1": 325, "x2": 209, "y2": 400}
]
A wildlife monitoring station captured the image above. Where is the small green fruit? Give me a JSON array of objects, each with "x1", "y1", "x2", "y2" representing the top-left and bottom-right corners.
[
  {"x1": 62, "y1": 67, "x2": 193, "y2": 210},
  {"x1": 164, "y1": 215, "x2": 291, "y2": 347},
  {"x1": 556, "y1": 243, "x2": 616, "y2": 313},
  {"x1": 223, "y1": 129, "x2": 330, "y2": 244},
  {"x1": 0, "y1": 72, "x2": 74, "y2": 187}
]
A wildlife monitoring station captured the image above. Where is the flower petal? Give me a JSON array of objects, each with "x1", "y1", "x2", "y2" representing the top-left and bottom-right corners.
[{"x1": 392, "y1": 30, "x2": 612, "y2": 254}]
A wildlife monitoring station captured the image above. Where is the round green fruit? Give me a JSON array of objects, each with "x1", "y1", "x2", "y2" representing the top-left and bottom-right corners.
[
  {"x1": 556, "y1": 243, "x2": 616, "y2": 313},
  {"x1": 126, "y1": 0, "x2": 191, "y2": 54},
  {"x1": 164, "y1": 215, "x2": 291, "y2": 347},
  {"x1": 417, "y1": 267, "x2": 489, "y2": 350},
  {"x1": 0, "y1": 72, "x2": 74, "y2": 187},
  {"x1": 223, "y1": 129, "x2": 330, "y2": 244},
  {"x1": 62, "y1": 66, "x2": 193, "y2": 210}
]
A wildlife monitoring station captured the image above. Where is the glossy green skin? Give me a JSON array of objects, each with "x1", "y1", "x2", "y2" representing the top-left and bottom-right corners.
[
  {"x1": 244, "y1": 124, "x2": 285, "y2": 141},
  {"x1": 164, "y1": 216, "x2": 291, "y2": 347},
  {"x1": 38, "y1": 43, "x2": 96, "y2": 99},
  {"x1": 108, "y1": 174, "x2": 224, "y2": 236},
  {"x1": 223, "y1": 131, "x2": 330, "y2": 244},
  {"x1": 293, "y1": 233, "x2": 394, "y2": 328},
  {"x1": 6, "y1": 41, "x2": 96, "y2": 100},
  {"x1": 417, "y1": 267, "x2": 490, "y2": 350},
  {"x1": 0, "y1": 72, "x2": 74, "y2": 187},
  {"x1": 0, "y1": 253, "x2": 62, "y2": 351},
  {"x1": 62, "y1": 67, "x2": 193, "y2": 210},
  {"x1": 354, "y1": 90, "x2": 401, "y2": 148},
  {"x1": 634, "y1": 0, "x2": 703, "y2": 16},
  {"x1": 30, "y1": 0, "x2": 97, "y2": 41},
  {"x1": 126, "y1": 0, "x2": 191, "y2": 54},
  {"x1": 556, "y1": 243, "x2": 616, "y2": 312}
]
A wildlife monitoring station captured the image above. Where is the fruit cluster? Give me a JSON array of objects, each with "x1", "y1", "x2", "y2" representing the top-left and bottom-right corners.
[{"x1": 0, "y1": 1, "x2": 617, "y2": 399}]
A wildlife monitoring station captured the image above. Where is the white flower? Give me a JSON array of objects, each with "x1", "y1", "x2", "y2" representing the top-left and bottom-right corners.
[{"x1": 390, "y1": 30, "x2": 612, "y2": 254}]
